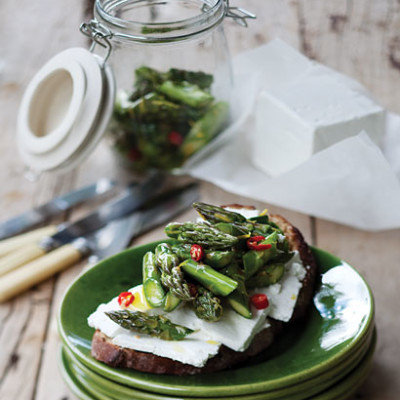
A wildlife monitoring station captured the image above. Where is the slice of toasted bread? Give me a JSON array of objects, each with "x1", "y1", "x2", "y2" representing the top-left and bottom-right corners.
[{"x1": 91, "y1": 214, "x2": 317, "y2": 375}]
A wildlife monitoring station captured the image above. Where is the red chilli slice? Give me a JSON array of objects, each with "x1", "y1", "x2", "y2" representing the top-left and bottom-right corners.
[
  {"x1": 118, "y1": 292, "x2": 135, "y2": 308},
  {"x1": 190, "y1": 244, "x2": 204, "y2": 262},
  {"x1": 251, "y1": 293, "x2": 269, "y2": 310},
  {"x1": 247, "y1": 236, "x2": 272, "y2": 251},
  {"x1": 168, "y1": 131, "x2": 184, "y2": 146}
]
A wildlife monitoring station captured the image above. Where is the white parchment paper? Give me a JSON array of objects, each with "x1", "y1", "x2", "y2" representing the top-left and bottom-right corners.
[{"x1": 183, "y1": 40, "x2": 400, "y2": 231}]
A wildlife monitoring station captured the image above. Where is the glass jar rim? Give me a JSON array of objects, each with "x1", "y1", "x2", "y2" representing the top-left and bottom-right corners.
[{"x1": 94, "y1": 0, "x2": 226, "y2": 43}]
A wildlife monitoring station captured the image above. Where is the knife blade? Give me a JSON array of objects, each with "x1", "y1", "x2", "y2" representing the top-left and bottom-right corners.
[
  {"x1": 0, "y1": 183, "x2": 199, "y2": 303},
  {"x1": 86, "y1": 182, "x2": 199, "y2": 263},
  {"x1": 0, "y1": 172, "x2": 164, "y2": 276},
  {"x1": 0, "y1": 179, "x2": 116, "y2": 240}
]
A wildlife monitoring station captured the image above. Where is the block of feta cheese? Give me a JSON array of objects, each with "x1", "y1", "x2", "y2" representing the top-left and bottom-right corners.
[{"x1": 250, "y1": 41, "x2": 386, "y2": 177}]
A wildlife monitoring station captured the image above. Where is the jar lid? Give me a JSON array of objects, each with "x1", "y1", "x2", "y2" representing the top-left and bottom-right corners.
[{"x1": 17, "y1": 47, "x2": 115, "y2": 173}]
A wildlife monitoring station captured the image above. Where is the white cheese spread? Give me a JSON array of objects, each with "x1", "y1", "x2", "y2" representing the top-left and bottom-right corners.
[
  {"x1": 258, "y1": 251, "x2": 306, "y2": 322},
  {"x1": 87, "y1": 251, "x2": 307, "y2": 367},
  {"x1": 224, "y1": 207, "x2": 260, "y2": 220}
]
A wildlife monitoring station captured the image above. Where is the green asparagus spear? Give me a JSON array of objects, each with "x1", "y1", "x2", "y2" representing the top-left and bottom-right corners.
[
  {"x1": 105, "y1": 310, "x2": 193, "y2": 340},
  {"x1": 248, "y1": 215, "x2": 270, "y2": 224},
  {"x1": 158, "y1": 80, "x2": 214, "y2": 108},
  {"x1": 142, "y1": 252, "x2": 160, "y2": 283},
  {"x1": 171, "y1": 243, "x2": 234, "y2": 269},
  {"x1": 242, "y1": 250, "x2": 264, "y2": 279},
  {"x1": 155, "y1": 243, "x2": 179, "y2": 270},
  {"x1": 181, "y1": 101, "x2": 229, "y2": 159},
  {"x1": 204, "y1": 250, "x2": 234, "y2": 269},
  {"x1": 171, "y1": 243, "x2": 191, "y2": 260},
  {"x1": 273, "y1": 250, "x2": 295, "y2": 264},
  {"x1": 180, "y1": 259, "x2": 238, "y2": 296},
  {"x1": 167, "y1": 68, "x2": 214, "y2": 90},
  {"x1": 163, "y1": 291, "x2": 182, "y2": 312},
  {"x1": 193, "y1": 202, "x2": 247, "y2": 224},
  {"x1": 246, "y1": 263, "x2": 285, "y2": 289},
  {"x1": 243, "y1": 231, "x2": 279, "y2": 278},
  {"x1": 192, "y1": 286, "x2": 223, "y2": 322},
  {"x1": 214, "y1": 222, "x2": 252, "y2": 238},
  {"x1": 142, "y1": 252, "x2": 165, "y2": 307},
  {"x1": 223, "y1": 263, "x2": 252, "y2": 319},
  {"x1": 252, "y1": 223, "x2": 275, "y2": 236},
  {"x1": 110, "y1": 65, "x2": 229, "y2": 171},
  {"x1": 155, "y1": 243, "x2": 193, "y2": 300},
  {"x1": 130, "y1": 66, "x2": 167, "y2": 101},
  {"x1": 135, "y1": 66, "x2": 166, "y2": 86},
  {"x1": 165, "y1": 222, "x2": 238, "y2": 250}
]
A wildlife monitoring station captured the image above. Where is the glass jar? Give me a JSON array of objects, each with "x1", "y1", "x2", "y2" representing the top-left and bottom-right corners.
[{"x1": 83, "y1": 0, "x2": 248, "y2": 173}]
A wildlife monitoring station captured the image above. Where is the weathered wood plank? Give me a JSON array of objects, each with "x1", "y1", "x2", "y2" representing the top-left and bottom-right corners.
[
  {"x1": 34, "y1": 262, "x2": 88, "y2": 400},
  {"x1": 294, "y1": 0, "x2": 400, "y2": 398},
  {"x1": 0, "y1": 279, "x2": 53, "y2": 400},
  {"x1": 0, "y1": 0, "x2": 86, "y2": 399}
]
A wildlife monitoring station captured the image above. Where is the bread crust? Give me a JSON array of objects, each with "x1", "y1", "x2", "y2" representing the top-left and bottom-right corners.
[{"x1": 91, "y1": 214, "x2": 317, "y2": 375}]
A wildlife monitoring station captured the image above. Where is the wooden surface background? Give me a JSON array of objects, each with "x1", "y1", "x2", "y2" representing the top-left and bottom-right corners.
[{"x1": 1, "y1": 0, "x2": 400, "y2": 399}]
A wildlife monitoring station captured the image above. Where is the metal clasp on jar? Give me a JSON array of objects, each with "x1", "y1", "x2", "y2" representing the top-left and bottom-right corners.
[
  {"x1": 224, "y1": 0, "x2": 256, "y2": 27},
  {"x1": 80, "y1": 20, "x2": 113, "y2": 65}
]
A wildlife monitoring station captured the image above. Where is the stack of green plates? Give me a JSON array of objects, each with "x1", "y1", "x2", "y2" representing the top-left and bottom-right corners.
[{"x1": 58, "y1": 242, "x2": 376, "y2": 400}]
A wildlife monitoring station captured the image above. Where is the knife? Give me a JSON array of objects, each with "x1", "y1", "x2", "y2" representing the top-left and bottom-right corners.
[
  {"x1": 0, "y1": 183, "x2": 199, "y2": 303},
  {"x1": 0, "y1": 179, "x2": 116, "y2": 241},
  {"x1": 0, "y1": 225, "x2": 58, "y2": 258},
  {"x1": 0, "y1": 172, "x2": 164, "y2": 276}
]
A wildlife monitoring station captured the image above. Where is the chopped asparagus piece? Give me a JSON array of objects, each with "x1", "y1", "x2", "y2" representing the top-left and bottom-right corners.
[
  {"x1": 246, "y1": 263, "x2": 285, "y2": 288},
  {"x1": 171, "y1": 243, "x2": 234, "y2": 269},
  {"x1": 243, "y1": 232, "x2": 279, "y2": 278},
  {"x1": 228, "y1": 292, "x2": 252, "y2": 319},
  {"x1": 105, "y1": 310, "x2": 193, "y2": 340},
  {"x1": 142, "y1": 251, "x2": 161, "y2": 281},
  {"x1": 214, "y1": 222, "x2": 252, "y2": 238},
  {"x1": 204, "y1": 250, "x2": 234, "y2": 269},
  {"x1": 155, "y1": 243, "x2": 193, "y2": 300},
  {"x1": 165, "y1": 222, "x2": 238, "y2": 250},
  {"x1": 193, "y1": 202, "x2": 247, "y2": 224},
  {"x1": 168, "y1": 68, "x2": 213, "y2": 90},
  {"x1": 181, "y1": 101, "x2": 229, "y2": 159},
  {"x1": 158, "y1": 80, "x2": 214, "y2": 108},
  {"x1": 142, "y1": 252, "x2": 165, "y2": 307},
  {"x1": 180, "y1": 259, "x2": 238, "y2": 296},
  {"x1": 163, "y1": 291, "x2": 182, "y2": 312},
  {"x1": 143, "y1": 279, "x2": 165, "y2": 308},
  {"x1": 192, "y1": 286, "x2": 223, "y2": 322},
  {"x1": 171, "y1": 243, "x2": 191, "y2": 260},
  {"x1": 224, "y1": 263, "x2": 252, "y2": 319}
]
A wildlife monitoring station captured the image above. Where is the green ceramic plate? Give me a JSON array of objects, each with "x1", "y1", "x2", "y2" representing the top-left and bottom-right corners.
[
  {"x1": 63, "y1": 326, "x2": 375, "y2": 400},
  {"x1": 59, "y1": 331, "x2": 376, "y2": 400},
  {"x1": 58, "y1": 346, "x2": 98, "y2": 400},
  {"x1": 58, "y1": 242, "x2": 374, "y2": 397}
]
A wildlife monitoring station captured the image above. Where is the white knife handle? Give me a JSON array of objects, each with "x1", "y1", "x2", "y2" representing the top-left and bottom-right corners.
[
  {"x1": 0, "y1": 244, "x2": 82, "y2": 303},
  {"x1": 0, "y1": 225, "x2": 58, "y2": 258},
  {"x1": 0, "y1": 243, "x2": 48, "y2": 277}
]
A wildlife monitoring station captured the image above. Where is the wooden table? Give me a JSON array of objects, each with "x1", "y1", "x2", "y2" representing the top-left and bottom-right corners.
[{"x1": 1, "y1": 1, "x2": 399, "y2": 399}]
